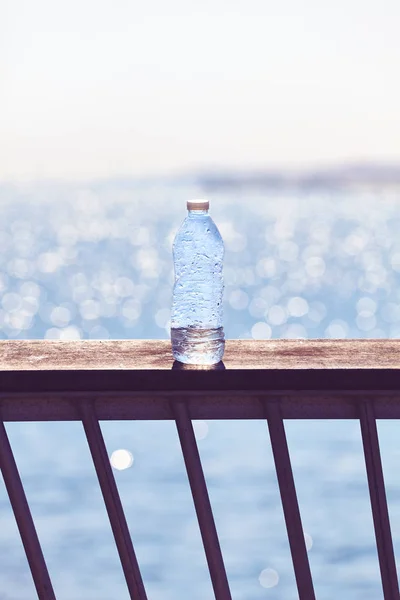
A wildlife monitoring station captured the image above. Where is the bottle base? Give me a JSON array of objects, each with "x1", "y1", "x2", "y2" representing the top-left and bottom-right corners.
[{"x1": 171, "y1": 327, "x2": 225, "y2": 365}]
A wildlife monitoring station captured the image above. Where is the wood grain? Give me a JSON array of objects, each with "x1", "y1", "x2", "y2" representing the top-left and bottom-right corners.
[{"x1": 1, "y1": 339, "x2": 400, "y2": 371}]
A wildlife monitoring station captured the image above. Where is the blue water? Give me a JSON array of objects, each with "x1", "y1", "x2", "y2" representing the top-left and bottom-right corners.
[{"x1": 1, "y1": 180, "x2": 400, "y2": 598}]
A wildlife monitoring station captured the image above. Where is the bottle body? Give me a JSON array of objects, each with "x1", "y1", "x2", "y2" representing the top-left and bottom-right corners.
[{"x1": 171, "y1": 208, "x2": 225, "y2": 364}]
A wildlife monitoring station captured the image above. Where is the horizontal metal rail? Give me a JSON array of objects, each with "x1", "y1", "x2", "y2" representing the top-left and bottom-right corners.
[{"x1": 2, "y1": 390, "x2": 400, "y2": 421}]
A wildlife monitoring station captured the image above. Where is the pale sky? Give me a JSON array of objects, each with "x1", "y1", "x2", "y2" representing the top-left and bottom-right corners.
[{"x1": 1, "y1": 0, "x2": 399, "y2": 181}]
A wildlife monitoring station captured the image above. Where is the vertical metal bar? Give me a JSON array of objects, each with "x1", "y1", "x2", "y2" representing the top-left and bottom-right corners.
[
  {"x1": 263, "y1": 399, "x2": 316, "y2": 600},
  {"x1": 172, "y1": 399, "x2": 232, "y2": 600},
  {"x1": 80, "y1": 401, "x2": 147, "y2": 600},
  {"x1": 359, "y1": 399, "x2": 399, "y2": 600},
  {"x1": 0, "y1": 419, "x2": 56, "y2": 600}
]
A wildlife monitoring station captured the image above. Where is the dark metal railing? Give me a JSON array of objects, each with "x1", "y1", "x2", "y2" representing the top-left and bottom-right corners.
[{"x1": 1, "y1": 339, "x2": 400, "y2": 599}]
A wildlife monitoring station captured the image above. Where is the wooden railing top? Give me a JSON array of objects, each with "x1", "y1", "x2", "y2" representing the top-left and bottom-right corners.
[
  {"x1": 1, "y1": 338, "x2": 400, "y2": 371},
  {"x1": 1, "y1": 339, "x2": 400, "y2": 399}
]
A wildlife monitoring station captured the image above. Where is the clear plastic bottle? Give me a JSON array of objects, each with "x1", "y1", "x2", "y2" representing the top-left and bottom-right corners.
[{"x1": 171, "y1": 199, "x2": 225, "y2": 365}]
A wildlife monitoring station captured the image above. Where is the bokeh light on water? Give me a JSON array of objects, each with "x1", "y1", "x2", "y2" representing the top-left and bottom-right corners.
[
  {"x1": 192, "y1": 420, "x2": 209, "y2": 441},
  {"x1": 304, "y1": 532, "x2": 313, "y2": 551},
  {"x1": 110, "y1": 449, "x2": 134, "y2": 471},
  {"x1": 259, "y1": 567, "x2": 279, "y2": 588},
  {"x1": 1, "y1": 182, "x2": 400, "y2": 342}
]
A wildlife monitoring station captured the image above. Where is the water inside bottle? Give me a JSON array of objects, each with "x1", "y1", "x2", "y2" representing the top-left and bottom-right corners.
[{"x1": 171, "y1": 326, "x2": 225, "y2": 365}]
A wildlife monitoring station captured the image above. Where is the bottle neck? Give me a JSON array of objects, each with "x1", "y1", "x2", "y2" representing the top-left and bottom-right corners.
[{"x1": 188, "y1": 209, "x2": 208, "y2": 218}]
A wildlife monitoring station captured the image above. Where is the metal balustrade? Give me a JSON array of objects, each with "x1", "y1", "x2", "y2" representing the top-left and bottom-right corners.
[{"x1": 1, "y1": 339, "x2": 400, "y2": 599}]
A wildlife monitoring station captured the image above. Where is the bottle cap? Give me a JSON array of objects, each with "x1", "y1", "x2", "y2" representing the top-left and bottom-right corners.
[{"x1": 187, "y1": 199, "x2": 209, "y2": 211}]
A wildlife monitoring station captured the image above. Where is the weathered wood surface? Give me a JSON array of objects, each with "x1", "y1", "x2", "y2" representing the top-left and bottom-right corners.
[
  {"x1": 1, "y1": 339, "x2": 400, "y2": 371},
  {"x1": 1, "y1": 340, "x2": 400, "y2": 420},
  {"x1": 1, "y1": 340, "x2": 400, "y2": 394}
]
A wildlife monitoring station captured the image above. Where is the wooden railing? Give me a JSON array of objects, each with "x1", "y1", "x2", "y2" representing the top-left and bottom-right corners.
[{"x1": 1, "y1": 339, "x2": 400, "y2": 599}]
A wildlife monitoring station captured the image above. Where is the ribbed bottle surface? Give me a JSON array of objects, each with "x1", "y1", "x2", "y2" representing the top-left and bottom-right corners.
[{"x1": 171, "y1": 206, "x2": 225, "y2": 365}]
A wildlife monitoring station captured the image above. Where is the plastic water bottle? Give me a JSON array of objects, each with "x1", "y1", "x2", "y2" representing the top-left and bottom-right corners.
[{"x1": 171, "y1": 199, "x2": 225, "y2": 365}]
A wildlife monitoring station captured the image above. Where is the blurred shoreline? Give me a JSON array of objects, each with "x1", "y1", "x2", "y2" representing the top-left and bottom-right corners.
[
  {"x1": 195, "y1": 162, "x2": 400, "y2": 192},
  {"x1": 2, "y1": 162, "x2": 400, "y2": 192}
]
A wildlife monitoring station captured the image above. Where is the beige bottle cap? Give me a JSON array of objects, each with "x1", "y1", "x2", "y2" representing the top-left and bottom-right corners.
[{"x1": 187, "y1": 199, "x2": 210, "y2": 211}]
